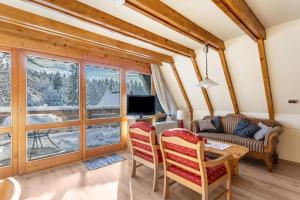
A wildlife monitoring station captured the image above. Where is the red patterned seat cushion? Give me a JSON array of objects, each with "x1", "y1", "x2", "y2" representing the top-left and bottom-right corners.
[
  {"x1": 134, "y1": 149, "x2": 163, "y2": 163},
  {"x1": 162, "y1": 129, "x2": 202, "y2": 158},
  {"x1": 130, "y1": 132, "x2": 150, "y2": 142},
  {"x1": 129, "y1": 121, "x2": 155, "y2": 132},
  {"x1": 132, "y1": 140, "x2": 152, "y2": 152},
  {"x1": 165, "y1": 142, "x2": 197, "y2": 157},
  {"x1": 167, "y1": 153, "x2": 199, "y2": 169},
  {"x1": 167, "y1": 164, "x2": 227, "y2": 185},
  {"x1": 163, "y1": 128, "x2": 202, "y2": 144}
]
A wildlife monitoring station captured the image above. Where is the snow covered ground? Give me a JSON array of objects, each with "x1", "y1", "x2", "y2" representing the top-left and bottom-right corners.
[{"x1": 0, "y1": 125, "x2": 120, "y2": 165}]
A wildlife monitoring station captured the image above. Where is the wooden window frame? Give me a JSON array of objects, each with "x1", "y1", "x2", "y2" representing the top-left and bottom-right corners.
[
  {"x1": 0, "y1": 42, "x2": 152, "y2": 177},
  {"x1": 18, "y1": 50, "x2": 83, "y2": 174},
  {"x1": 82, "y1": 60, "x2": 123, "y2": 159},
  {"x1": 0, "y1": 46, "x2": 18, "y2": 178}
]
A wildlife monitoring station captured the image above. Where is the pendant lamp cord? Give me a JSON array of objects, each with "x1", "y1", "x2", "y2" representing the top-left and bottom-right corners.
[
  {"x1": 203, "y1": 44, "x2": 209, "y2": 78},
  {"x1": 205, "y1": 51, "x2": 208, "y2": 78}
]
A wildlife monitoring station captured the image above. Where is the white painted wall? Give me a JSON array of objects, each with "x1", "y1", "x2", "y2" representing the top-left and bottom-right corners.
[{"x1": 161, "y1": 18, "x2": 300, "y2": 163}]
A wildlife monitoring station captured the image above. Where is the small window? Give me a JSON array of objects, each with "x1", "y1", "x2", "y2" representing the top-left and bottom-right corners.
[
  {"x1": 126, "y1": 71, "x2": 165, "y2": 115},
  {"x1": 126, "y1": 72, "x2": 151, "y2": 95}
]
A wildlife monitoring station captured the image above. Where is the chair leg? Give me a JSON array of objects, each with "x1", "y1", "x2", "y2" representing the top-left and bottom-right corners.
[
  {"x1": 226, "y1": 176, "x2": 232, "y2": 200},
  {"x1": 131, "y1": 159, "x2": 136, "y2": 177},
  {"x1": 202, "y1": 189, "x2": 208, "y2": 200},
  {"x1": 153, "y1": 166, "x2": 159, "y2": 192},
  {"x1": 163, "y1": 175, "x2": 169, "y2": 199}
]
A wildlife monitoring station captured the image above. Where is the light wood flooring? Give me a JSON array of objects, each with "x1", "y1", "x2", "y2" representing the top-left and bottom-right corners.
[{"x1": 15, "y1": 151, "x2": 300, "y2": 200}]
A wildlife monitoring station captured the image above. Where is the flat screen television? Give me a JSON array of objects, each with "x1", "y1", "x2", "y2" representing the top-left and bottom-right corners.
[{"x1": 127, "y1": 95, "x2": 155, "y2": 118}]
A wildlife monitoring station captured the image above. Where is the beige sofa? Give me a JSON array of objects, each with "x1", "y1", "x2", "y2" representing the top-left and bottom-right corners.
[{"x1": 191, "y1": 114, "x2": 283, "y2": 172}]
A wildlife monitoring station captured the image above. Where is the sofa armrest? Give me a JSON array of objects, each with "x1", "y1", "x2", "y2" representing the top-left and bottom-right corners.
[
  {"x1": 191, "y1": 120, "x2": 200, "y2": 133},
  {"x1": 263, "y1": 126, "x2": 283, "y2": 151}
]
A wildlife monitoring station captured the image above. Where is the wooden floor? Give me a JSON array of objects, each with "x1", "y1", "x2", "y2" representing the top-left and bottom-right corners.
[{"x1": 15, "y1": 150, "x2": 300, "y2": 200}]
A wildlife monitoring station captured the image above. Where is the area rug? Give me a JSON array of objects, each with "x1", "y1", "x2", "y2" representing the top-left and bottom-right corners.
[{"x1": 83, "y1": 153, "x2": 125, "y2": 171}]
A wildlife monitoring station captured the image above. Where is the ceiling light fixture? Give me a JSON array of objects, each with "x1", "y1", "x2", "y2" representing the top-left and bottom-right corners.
[
  {"x1": 197, "y1": 44, "x2": 218, "y2": 89},
  {"x1": 113, "y1": 0, "x2": 125, "y2": 5}
]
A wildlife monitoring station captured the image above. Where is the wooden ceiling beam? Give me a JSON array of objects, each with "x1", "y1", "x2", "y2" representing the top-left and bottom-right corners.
[
  {"x1": 124, "y1": 0, "x2": 225, "y2": 50},
  {"x1": 0, "y1": 3, "x2": 173, "y2": 63},
  {"x1": 170, "y1": 63, "x2": 193, "y2": 121},
  {"x1": 0, "y1": 21, "x2": 160, "y2": 65},
  {"x1": 25, "y1": 0, "x2": 195, "y2": 57},
  {"x1": 212, "y1": 0, "x2": 274, "y2": 119},
  {"x1": 257, "y1": 39, "x2": 274, "y2": 120},
  {"x1": 190, "y1": 57, "x2": 214, "y2": 116},
  {"x1": 212, "y1": 0, "x2": 266, "y2": 41},
  {"x1": 218, "y1": 50, "x2": 239, "y2": 114}
]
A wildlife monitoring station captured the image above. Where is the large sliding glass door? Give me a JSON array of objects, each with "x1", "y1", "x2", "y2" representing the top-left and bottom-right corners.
[
  {"x1": 84, "y1": 63, "x2": 122, "y2": 157},
  {"x1": 19, "y1": 51, "x2": 82, "y2": 173},
  {"x1": 0, "y1": 48, "x2": 151, "y2": 177}
]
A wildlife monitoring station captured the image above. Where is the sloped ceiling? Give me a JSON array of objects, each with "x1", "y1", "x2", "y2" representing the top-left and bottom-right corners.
[
  {"x1": 245, "y1": 0, "x2": 300, "y2": 28},
  {"x1": 161, "y1": 0, "x2": 244, "y2": 40}
]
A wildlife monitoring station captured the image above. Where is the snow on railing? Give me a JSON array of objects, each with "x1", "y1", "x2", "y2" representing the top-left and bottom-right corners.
[{"x1": 0, "y1": 105, "x2": 120, "y2": 113}]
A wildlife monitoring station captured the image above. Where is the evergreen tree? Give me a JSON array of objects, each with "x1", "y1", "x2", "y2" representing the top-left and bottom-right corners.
[
  {"x1": 53, "y1": 71, "x2": 63, "y2": 90},
  {"x1": 53, "y1": 71, "x2": 64, "y2": 105},
  {"x1": 67, "y1": 64, "x2": 79, "y2": 106},
  {"x1": 0, "y1": 53, "x2": 11, "y2": 107}
]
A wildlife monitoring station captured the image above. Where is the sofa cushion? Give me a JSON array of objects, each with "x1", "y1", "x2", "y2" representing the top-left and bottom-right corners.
[
  {"x1": 253, "y1": 122, "x2": 272, "y2": 140},
  {"x1": 220, "y1": 115, "x2": 241, "y2": 134},
  {"x1": 233, "y1": 119, "x2": 261, "y2": 138},
  {"x1": 198, "y1": 119, "x2": 216, "y2": 132},
  {"x1": 199, "y1": 132, "x2": 264, "y2": 153},
  {"x1": 208, "y1": 117, "x2": 223, "y2": 133}
]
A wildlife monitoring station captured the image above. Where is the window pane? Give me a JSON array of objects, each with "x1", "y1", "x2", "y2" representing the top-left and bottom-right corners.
[
  {"x1": 126, "y1": 72, "x2": 151, "y2": 95},
  {"x1": 27, "y1": 126, "x2": 80, "y2": 161},
  {"x1": 86, "y1": 65, "x2": 120, "y2": 119},
  {"x1": 126, "y1": 72, "x2": 164, "y2": 114},
  {"x1": 26, "y1": 55, "x2": 80, "y2": 124},
  {"x1": 0, "y1": 52, "x2": 11, "y2": 128},
  {"x1": 86, "y1": 123, "x2": 120, "y2": 149},
  {"x1": 0, "y1": 133, "x2": 11, "y2": 167}
]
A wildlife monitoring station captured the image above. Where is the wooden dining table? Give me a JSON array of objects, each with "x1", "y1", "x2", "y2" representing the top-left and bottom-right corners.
[{"x1": 205, "y1": 140, "x2": 249, "y2": 175}]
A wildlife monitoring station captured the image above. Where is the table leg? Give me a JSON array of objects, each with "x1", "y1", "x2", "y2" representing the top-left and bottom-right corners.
[{"x1": 231, "y1": 159, "x2": 239, "y2": 176}]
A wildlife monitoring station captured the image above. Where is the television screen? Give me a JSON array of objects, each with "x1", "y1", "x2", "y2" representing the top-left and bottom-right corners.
[{"x1": 127, "y1": 95, "x2": 155, "y2": 116}]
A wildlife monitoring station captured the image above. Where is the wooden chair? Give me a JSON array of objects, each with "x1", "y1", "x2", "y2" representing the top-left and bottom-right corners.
[
  {"x1": 160, "y1": 128, "x2": 233, "y2": 200},
  {"x1": 129, "y1": 121, "x2": 163, "y2": 192},
  {"x1": 0, "y1": 177, "x2": 21, "y2": 200}
]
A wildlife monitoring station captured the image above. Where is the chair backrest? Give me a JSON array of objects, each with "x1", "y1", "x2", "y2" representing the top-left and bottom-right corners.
[
  {"x1": 129, "y1": 122, "x2": 159, "y2": 163},
  {"x1": 160, "y1": 128, "x2": 207, "y2": 184},
  {"x1": 0, "y1": 178, "x2": 21, "y2": 200}
]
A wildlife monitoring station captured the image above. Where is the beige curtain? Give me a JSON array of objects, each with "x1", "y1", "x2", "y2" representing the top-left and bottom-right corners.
[{"x1": 151, "y1": 64, "x2": 177, "y2": 119}]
